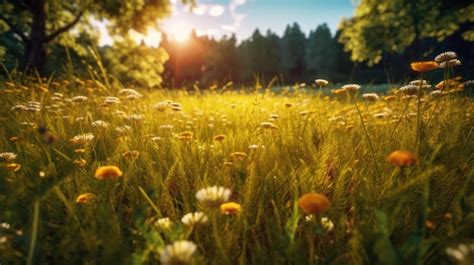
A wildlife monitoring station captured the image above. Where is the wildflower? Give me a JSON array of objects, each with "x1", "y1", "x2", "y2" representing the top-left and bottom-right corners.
[
  {"x1": 384, "y1": 95, "x2": 396, "y2": 101},
  {"x1": 298, "y1": 192, "x2": 331, "y2": 214},
  {"x1": 220, "y1": 202, "x2": 241, "y2": 215},
  {"x1": 118, "y1": 88, "x2": 142, "y2": 98},
  {"x1": 434, "y1": 51, "x2": 457, "y2": 63},
  {"x1": 11, "y1": 105, "x2": 27, "y2": 111},
  {"x1": 196, "y1": 186, "x2": 231, "y2": 207},
  {"x1": 0, "y1": 152, "x2": 17, "y2": 162},
  {"x1": 73, "y1": 159, "x2": 87, "y2": 167},
  {"x1": 373, "y1": 112, "x2": 390, "y2": 119},
  {"x1": 6, "y1": 163, "x2": 21, "y2": 172},
  {"x1": 260, "y1": 122, "x2": 278, "y2": 130},
  {"x1": 439, "y1": 59, "x2": 461, "y2": 68},
  {"x1": 321, "y1": 217, "x2": 334, "y2": 231},
  {"x1": 362, "y1": 93, "x2": 379, "y2": 101},
  {"x1": 115, "y1": 125, "x2": 132, "y2": 136},
  {"x1": 223, "y1": 161, "x2": 233, "y2": 167},
  {"x1": 154, "y1": 101, "x2": 170, "y2": 112},
  {"x1": 71, "y1": 96, "x2": 88, "y2": 103},
  {"x1": 342, "y1": 84, "x2": 361, "y2": 93},
  {"x1": 429, "y1": 90, "x2": 442, "y2": 97},
  {"x1": 400, "y1": 84, "x2": 419, "y2": 96},
  {"x1": 315, "y1": 79, "x2": 329, "y2": 87},
  {"x1": 122, "y1": 151, "x2": 140, "y2": 159},
  {"x1": 70, "y1": 133, "x2": 94, "y2": 145},
  {"x1": 92, "y1": 120, "x2": 109, "y2": 129},
  {"x1": 181, "y1": 212, "x2": 209, "y2": 226},
  {"x1": 284, "y1": 102, "x2": 293, "y2": 108},
  {"x1": 410, "y1": 61, "x2": 438, "y2": 72},
  {"x1": 230, "y1": 152, "x2": 247, "y2": 160},
  {"x1": 155, "y1": 217, "x2": 173, "y2": 230},
  {"x1": 94, "y1": 166, "x2": 123, "y2": 180},
  {"x1": 9, "y1": 136, "x2": 19, "y2": 142},
  {"x1": 159, "y1": 240, "x2": 197, "y2": 265},
  {"x1": 445, "y1": 243, "x2": 474, "y2": 263},
  {"x1": 387, "y1": 150, "x2": 417, "y2": 167},
  {"x1": 213, "y1": 135, "x2": 226, "y2": 141},
  {"x1": 160, "y1": 125, "x2": 174, "y2": 130},
  {"x1": 178, "y1": 131, "x2": 194, "y2": 141},
  {"x1": 75, "y1": 193, "x2": 95, "y2": 204},
  {"x1": 270, "y1": 114, "x2": 279, "y2": 120},
  {"x1": 104, "y1": 96, "x2": 121, "y2": 105}
]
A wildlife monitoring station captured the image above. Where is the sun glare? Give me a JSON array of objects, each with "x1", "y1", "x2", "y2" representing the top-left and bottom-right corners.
[{"x1": 168, "y1": 21, "x2": 192, "y2": 43}]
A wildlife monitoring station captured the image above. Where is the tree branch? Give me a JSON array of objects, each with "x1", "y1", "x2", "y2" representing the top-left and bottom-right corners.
[
  {"x1": 0, "y1": 14, "x2": 29, "y2": 42},
  {"x1": 45, "y1": 10, "x2": 85, "y2": 43}
]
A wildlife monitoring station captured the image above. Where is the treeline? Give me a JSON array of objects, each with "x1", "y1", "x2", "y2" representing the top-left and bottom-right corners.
[{"x1": 161, "y1": 22, "x2": 473, "y2": 88}]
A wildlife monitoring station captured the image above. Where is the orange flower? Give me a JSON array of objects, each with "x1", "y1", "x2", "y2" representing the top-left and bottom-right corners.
[
  {"x1": 6, "y1": 163, "x2": 21, "y2": 172},
  {"x1": 220, "y1": 202, "x2": 241, "y2": 215},
  {"x1": 387, "y1": 150, "x2": 417, "y2": 167},
  {"x1": 230, "y1": 152, "x2": 247, "y2": 160},
  {"x1": 122, "y1": 151, "x2": 140, "y2": 159},
  {"x1": 333, "y1": 88, "x2": 346, "y2": 95},
  {"x1": 75, "y1": 193, "x2": 96, "y2": 204},
  {"x1": 73, "y1": 159, "x2": 87, "y2": 167},
  {"x1": 95, "y1": 165, "x2": 123, "y2": 180},
  {"x1": 410, "y1": 61, "x2": 438, "y2": 72},
  {"x1": 298, "y1": 193, "x2": 331, "y2": 214},
  {"x1": 178, "y1": 131, "x2": 194, "y2": 141},
  {"x1": 213, "y1": 135, "x2": 226, "y2": 141}
]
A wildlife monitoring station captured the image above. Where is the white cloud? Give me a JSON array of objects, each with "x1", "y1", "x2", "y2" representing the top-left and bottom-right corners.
[
  {"x1": 192, "y1": 4, "x2": 208, "y2": 16},
  {"x1": 221, "y1": 0, "x2": 248, "y2": 32},
  {"x1": 209, "y1": 5, "x2": 225, "y2": 17}
]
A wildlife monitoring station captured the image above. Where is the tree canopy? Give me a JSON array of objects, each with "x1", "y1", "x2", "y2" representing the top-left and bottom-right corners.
[
  {"x1": 0, "y1": 0, "x2": 192, "y2": 72},
  {"x1": 339, "y1": 0, "x2": 474, "y2": 65}
]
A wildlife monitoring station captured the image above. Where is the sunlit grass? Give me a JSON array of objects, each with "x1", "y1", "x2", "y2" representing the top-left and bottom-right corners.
[{"x1": 0, "y1": 67, "x2": 473, "y2": 264}]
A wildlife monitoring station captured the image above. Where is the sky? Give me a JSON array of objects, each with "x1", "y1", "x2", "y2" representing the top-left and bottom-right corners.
[{"x1": 94, "y1": 0, "x2": 357, "y2": 47}]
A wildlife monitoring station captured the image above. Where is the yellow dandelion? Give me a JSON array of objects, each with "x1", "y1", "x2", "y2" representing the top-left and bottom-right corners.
[
  {"x1": 298, "y1": 192, "x2": 331, "y2": 214},
  {"x1": 220, "y1": 202, "x2": 241, "y2": 215},
  {"x1": 387, "y1": 150, "x2": 418, "y2": 167},
  {"x1": 75, "y1": 193, "x2": 95, "y2": 204},
  {"x1": 95, "y1": 165, "x2": 123, "y2": 180}
]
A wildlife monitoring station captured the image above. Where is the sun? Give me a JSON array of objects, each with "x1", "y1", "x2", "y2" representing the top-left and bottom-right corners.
[{"x1": 168, "y1": 21, "x2": 192, "y2": 43}]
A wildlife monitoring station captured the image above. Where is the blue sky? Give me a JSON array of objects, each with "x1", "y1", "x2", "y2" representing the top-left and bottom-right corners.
[
  {"x1": 95, "y1": 0, "x2": 357, "y2": 46},
  {"x1": 166, "y1": 0, "x2": 356, "y2": 39}
]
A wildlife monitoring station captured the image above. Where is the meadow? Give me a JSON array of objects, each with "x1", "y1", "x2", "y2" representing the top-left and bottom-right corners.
[{"x1": 0, "y1": 57, "x2": 473, "y2": 265}]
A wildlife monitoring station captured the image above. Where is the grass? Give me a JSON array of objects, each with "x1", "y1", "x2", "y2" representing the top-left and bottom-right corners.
[{"x1": 0, "y1": 73, "x2": 473, "y2": 265}]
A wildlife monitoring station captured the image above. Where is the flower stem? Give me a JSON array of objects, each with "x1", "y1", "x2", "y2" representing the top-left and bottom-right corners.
[{"x1": 351, "y1": 95, "x2": 380, "y2": 180}]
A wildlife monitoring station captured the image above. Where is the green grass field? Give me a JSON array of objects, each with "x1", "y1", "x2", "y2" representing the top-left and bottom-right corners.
[{"x1": 0, "y1": 74, "x2": 473, "y2": 264}]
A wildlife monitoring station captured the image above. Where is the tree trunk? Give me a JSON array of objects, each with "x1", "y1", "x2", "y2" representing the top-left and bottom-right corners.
[{"x1": 25, "y1": 0, "x2": 46, "y2": 73}]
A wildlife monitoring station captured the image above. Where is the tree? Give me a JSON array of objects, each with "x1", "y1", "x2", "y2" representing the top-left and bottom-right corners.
[
  {"x1": 305, "y1": 23, "x2": 337, "y2": 80},
  {"x1": 339, "y1": 0, "x2": 474, "y2": 65},
  {"x1": 103, "y1": 37, "x2": 169, "y2": 87},
  {"x1": 0, "y1": 0, "x2": 193, "y2": 73},
  {"x1": 280, "y1": 23, "x2": 306, "y2": 83}
]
